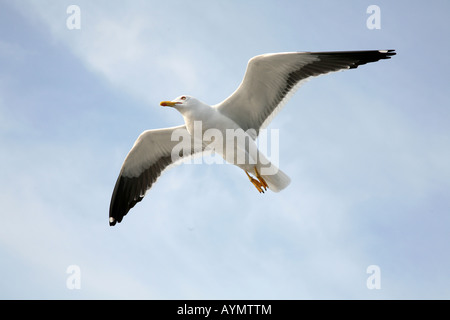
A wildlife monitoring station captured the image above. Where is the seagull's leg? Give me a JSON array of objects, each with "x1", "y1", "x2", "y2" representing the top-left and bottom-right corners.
[
  {"x1": 254, "y1": 167, "x2": 268, "y2": 191},
  {"x1": 245, "y1": 170, "x2": 264, "y2": 193}
]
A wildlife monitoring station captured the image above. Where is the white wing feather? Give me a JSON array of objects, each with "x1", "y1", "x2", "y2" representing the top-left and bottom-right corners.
[
  {"x1": 109, "y1": 125, "x2": 197, "y2": 225},
  {"x1": 215, "y1": 50, "x2": 396, "y2": 137}
]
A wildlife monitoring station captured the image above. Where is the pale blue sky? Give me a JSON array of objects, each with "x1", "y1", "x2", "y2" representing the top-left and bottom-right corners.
[{"x1": 0, "y1": 0, "x2": 449, "y2": 299}]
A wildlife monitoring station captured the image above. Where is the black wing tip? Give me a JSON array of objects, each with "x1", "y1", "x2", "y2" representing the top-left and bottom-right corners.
[
  {"x1": 348, "y1": 49, "x2": 397, "y2": 69},
  {"x1": 109, "y1": 216, "x2": 119, "y2": 226},
  {"x1": 109, "y1": 194, "x2": 141, "y2": 226},
  {"x1": 378, "y1": 49, "x2": 396, "y2": 57},
  {"x1": 308, "y1": 49, "x2": 396, "y2": 55},
  {"x1": 109, "y1": 175, "x2": 127, "y2": 226},
  {"x1": 302, "y1": 49, "x2": 396, "y2": 70},
  {"x1": 109, "y1": 206, "x2": 129, "y2": 226},
  {"x1": 108, "y1": 155, "x2": 173, "y2": 227}
]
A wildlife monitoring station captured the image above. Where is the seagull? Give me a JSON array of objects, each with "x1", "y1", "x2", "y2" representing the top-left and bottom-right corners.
[{"x1": 109, "y1": 50, "x2": 396, "y2": 226}]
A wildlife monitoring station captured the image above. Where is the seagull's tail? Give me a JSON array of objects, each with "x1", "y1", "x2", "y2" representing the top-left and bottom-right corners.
[{"x1": 260, "y1": 166, "x2": 291, "y2": 192}]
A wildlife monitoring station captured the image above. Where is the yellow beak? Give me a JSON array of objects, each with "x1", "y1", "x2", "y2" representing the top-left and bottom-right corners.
[{"x1": 160, "y1": 101, "x2": 179, "y2": 107}]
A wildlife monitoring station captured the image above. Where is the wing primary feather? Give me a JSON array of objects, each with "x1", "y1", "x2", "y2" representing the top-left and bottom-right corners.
[
  {"x1": 215, "y1": 50, "x2": 396, "y2": 134},
  {"x1": 109, "y1": 126, "x2": 196, "y2": 226}
]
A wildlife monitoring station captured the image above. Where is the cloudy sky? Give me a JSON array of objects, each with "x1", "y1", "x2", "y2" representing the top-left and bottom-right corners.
[{"x1": 1, "y1": 0, "x2": 449, "y2": 299}]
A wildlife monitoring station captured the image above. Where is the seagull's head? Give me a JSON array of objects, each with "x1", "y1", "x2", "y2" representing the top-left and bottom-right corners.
[{"x1": 160, "y1": 95, "x2": 196, "y2": 109}]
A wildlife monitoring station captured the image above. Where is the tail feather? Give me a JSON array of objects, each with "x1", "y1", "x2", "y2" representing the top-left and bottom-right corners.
[{"x1": 261, "y1": 168, "x2": 291, "y2": 192}]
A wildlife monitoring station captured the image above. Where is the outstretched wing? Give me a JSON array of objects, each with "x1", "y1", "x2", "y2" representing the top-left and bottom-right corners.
[
  {"x1": 109, "y1": 125, "x2": 198, "y2": 226},
  {"x1": 215, "y1": 50, "x2": 396, "y2": 137}
]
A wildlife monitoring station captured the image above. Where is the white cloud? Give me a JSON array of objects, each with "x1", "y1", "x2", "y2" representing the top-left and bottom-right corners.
[{"x1": 11, "y1": 0, "x2": 212, "y2": 108}]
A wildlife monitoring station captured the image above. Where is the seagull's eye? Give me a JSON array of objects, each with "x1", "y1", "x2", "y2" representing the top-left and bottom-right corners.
[{"x1": 180, "y1": 96, "x2": 186, "y2": 100}]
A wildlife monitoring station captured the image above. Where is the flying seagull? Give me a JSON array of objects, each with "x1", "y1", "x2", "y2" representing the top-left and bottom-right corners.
[{"x1": 109, "y1": 50, "x2": 396, "y2": 226}]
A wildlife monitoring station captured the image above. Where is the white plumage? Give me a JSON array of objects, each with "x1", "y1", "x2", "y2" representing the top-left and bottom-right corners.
[{"x1": 109, "y1": 50, "x2": 396, "y2": 226}]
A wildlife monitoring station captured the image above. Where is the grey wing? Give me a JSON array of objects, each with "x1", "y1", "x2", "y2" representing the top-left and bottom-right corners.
[
  {"x1": 215, "y1": 50, "x2": 396, "y2": 137},
  {"x1": 109, "y1": 125, "x2": 198, "y2": 226}
]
